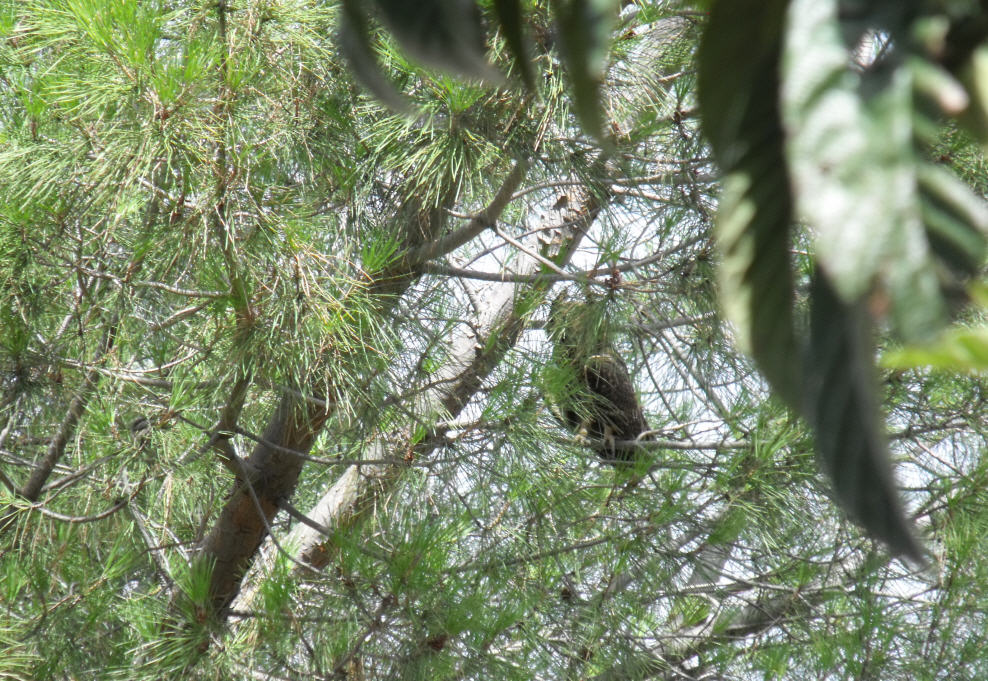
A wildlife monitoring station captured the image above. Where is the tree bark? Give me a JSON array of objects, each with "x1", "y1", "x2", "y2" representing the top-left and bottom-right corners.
[
  {"x1": 193, "y1": 162, "x2": 530, "y2": 618},
  {"x1": 230, "y1": 181, "x2": 606, "y2": 615}
]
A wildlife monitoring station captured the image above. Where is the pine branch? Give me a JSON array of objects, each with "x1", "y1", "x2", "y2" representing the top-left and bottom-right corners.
[
  {"x1": 0, "y1": 318, "x2": 118, "y2": 536},
  {"x1": 272, "y1": 179, "x2": 605, "y2": 580}
]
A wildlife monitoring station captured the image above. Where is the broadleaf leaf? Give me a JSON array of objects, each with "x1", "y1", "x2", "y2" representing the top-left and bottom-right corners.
[
  {"x1": 339, "y1": 0, "x2": 417, "y2": 115},
  {"x1": 883, "y1": 325, "x2": 988, "y2": 372},
  {"x1": 493, "y1": 0, "x2": 535, "y2": 90},
  {"x1": 782, "y1": 0, "x2": 946, "y2": 342},
  {"x1": 917, "y1": 163, "x2": 988, "y2": 278},
  {"x1": 373, "y1": 0, "x2": 503, "y2": 83},
  {"x1": 699, "y1": 0, "x2": 799, "y2": 404},
  {"x1": 552, "y1": 0, "x2": 618, "y2": 142},
  {"x1": 805, "y1": 272, "x2": 924, "y2": 561}
]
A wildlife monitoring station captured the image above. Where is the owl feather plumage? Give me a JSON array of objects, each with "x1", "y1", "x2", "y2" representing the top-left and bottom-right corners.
[{"x1": 546, "y1": 292, "x2": 651, "y2": 461}]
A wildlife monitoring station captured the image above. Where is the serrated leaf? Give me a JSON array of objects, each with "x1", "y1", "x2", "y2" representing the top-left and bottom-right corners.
[
  {"x1": 782, "y1": 0, "x2": 946, "y2": 342},
  {"x1": 804, "y1": 272, "x2": 924, "y2": 561},
  {"x1": 493, "y1": 0, "x2": 535, "y2": 90},
  {"x1": 552, "y1": 0, "x2": 618, "y2": 142},
  {"x1": 373, "y1": 0, "x2": 503, "y2": 83},
  {"x1": 698, "y1": 0, "x2": 799, "y2": 405}
]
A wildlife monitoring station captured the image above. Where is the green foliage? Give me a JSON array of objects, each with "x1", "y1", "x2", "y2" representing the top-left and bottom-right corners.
[
  {"x1": 805, "y1": 273, "x2": 922, "y2": 559},
  {"x1": 698, "y1": 0, "x2": 798, "y2": 403},
  {"x1": 492, "y1": 0, "x2": 534, "y2": 90},
  {"x1": 693, "y1": 0, "x2": 987, "y2": 558},
  {"x1": 883, "y1": 324, "x2": 988, "y2": 371},
  {"x1": 550, "y1": 0, "x2": 617, "y2": 141},
  {"x1": 338, "y1": 0, "x2": 626, "y2": 141},
  {"x1": 1, "y1": 2, "x2": 987, "y2": 681}
]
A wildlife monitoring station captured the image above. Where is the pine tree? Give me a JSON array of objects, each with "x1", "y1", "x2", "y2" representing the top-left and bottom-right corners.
[{"x1": 1, "y1": 3, "x2": 987, "y2": 681}]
